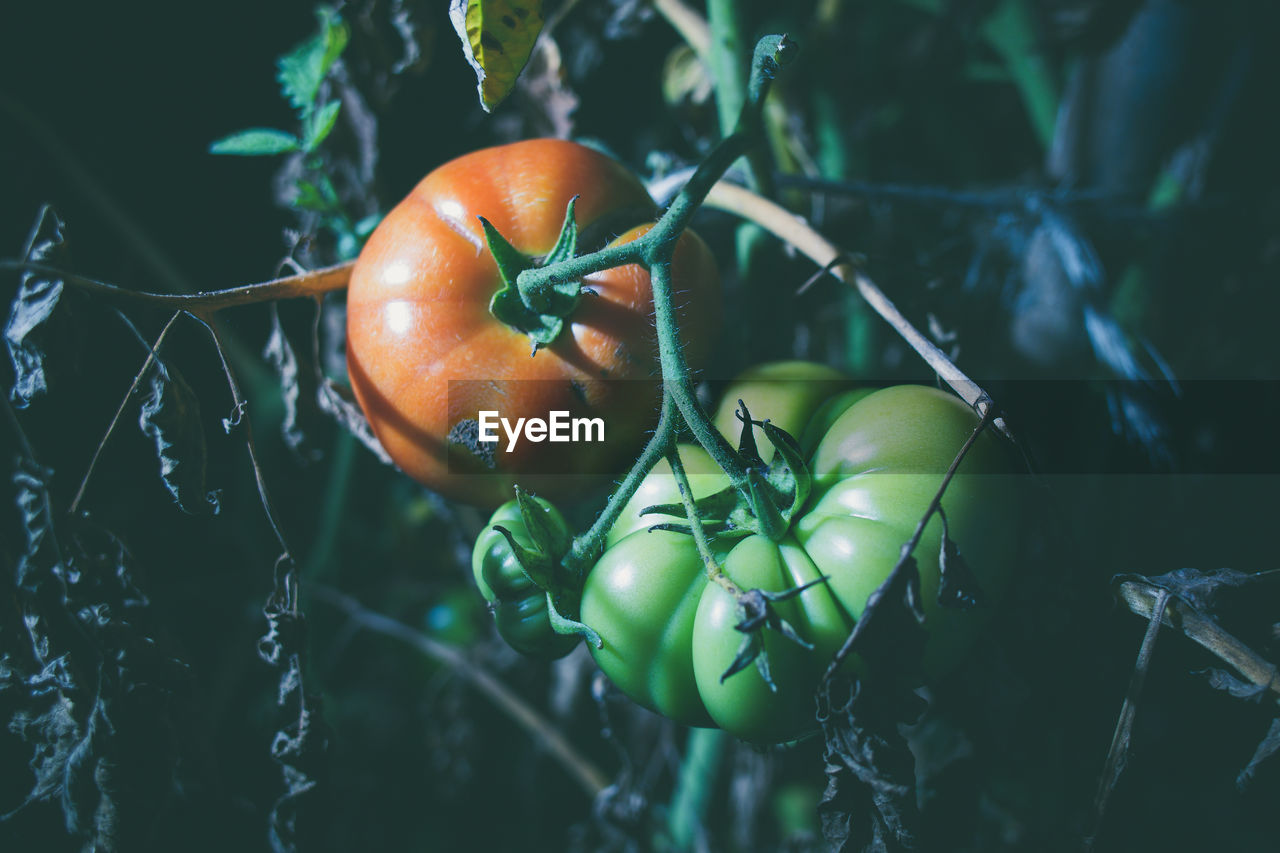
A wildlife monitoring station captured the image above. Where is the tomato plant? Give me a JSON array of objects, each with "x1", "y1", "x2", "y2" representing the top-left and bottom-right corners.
[
  {"x1": 580, "y1": 374, "x2": 1016, "y2": 742},
  {"x1": 346, "y1": 139, "x2": 720, "y2": 506}
]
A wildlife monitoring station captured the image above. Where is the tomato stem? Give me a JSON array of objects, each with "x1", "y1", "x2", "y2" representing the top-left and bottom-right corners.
[
  {"x1": 548, "y1": 35, "x2": 797, "y2": 569},
  {"x1": 563, "y1": 394, "x2": 678, "y2": 576},
  {"x1": 667, "y1": 445, "x2": 740, "y2": 597}
]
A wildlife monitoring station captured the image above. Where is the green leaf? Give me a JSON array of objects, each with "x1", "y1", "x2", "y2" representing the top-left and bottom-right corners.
[
  {"x1": 277, "y1": 6, "x2": 349, "y2": 118},
  {"x1": 353, "y1": 213, "x2": 382, "y2": 237},
  {"x1": 301, "y1": 100, "x2": 342, "y2": 152},
  {"x1": 291, "y1": 176, "x2": 340, "y2": 213},
  {"x1": 448, "y1": 0, "x2": 545, "y2": 111},
  {"x1": 209, "y1": 129, "x2": 300, "y2": 156}
]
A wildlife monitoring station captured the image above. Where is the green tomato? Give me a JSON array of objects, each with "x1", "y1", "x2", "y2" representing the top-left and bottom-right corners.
[
  {"x1": 583, "y1": 372, "x2": 1018, "y2": 742},
  {"x1": 798, "y1": 385, "x2": 1016, "y2": 674},
  {"x1": 691, "y1": 535, "x2": 849, "y2": 743},
  {"x1": 797, "y1": 387, "x2": 879, "y2": 456},
  {"x1": 579, "y1": 528, "x2": 714, "y2": 727},
  {"x1": 712, "y1": 361, "x2": 855, "y2": 458},
  {"x1": 472, "y1": 497, "x2": 579, "y2": 658}
]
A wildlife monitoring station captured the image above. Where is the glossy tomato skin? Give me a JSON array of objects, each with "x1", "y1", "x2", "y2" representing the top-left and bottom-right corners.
[
  {"x1": 579, "y1": 528, "x2": 715, "y2": 727},
  {"x1": 691, "y1": 535, "x2": 849, "y2": 743},
  {"x1": 347, "y1": 139, "x2": 720, "y2": 506},
  {"x1": 583, "y1": 376, "x2": 1017, "y2": 742},
  {"x1": 799, "y1": 384, "x2": 1016, "y2": 675},
  {"x1": 472, "y1": 497, "x2": 579, "y2": 658}
]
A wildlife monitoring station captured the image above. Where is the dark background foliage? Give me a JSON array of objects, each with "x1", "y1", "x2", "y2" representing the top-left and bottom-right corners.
[{"x1": 3, "y1": 1, "x2": 1280, "y2": 851}]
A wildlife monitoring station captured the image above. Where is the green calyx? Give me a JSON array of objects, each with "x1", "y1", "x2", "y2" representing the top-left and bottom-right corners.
[
  {"x1": 492, "y1": 486, "x2": 601, "y2": 647},
  {"x1": 485, "y1": 198, "x2": 585, "y2": 352},
  {"x1": 641, "y1": 401, "x2": 814, "y2": 543}
]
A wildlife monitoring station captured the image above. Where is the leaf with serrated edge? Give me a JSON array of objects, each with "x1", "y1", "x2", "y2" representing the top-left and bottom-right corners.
[{"x1": 277, "y1": 6, "x2": 349, "y2": 117}]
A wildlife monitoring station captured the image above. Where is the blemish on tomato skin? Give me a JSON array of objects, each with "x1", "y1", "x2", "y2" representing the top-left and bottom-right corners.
[{"x1": 448, "y1": 418, "x2": 496, "y2": 470}]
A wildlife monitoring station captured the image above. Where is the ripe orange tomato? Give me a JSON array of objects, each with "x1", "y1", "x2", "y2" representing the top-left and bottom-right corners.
[{"x1": 346, "y1": 139, "x2": 720, "y2": 506}]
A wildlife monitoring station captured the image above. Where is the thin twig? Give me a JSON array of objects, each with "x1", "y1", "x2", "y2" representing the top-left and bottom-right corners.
[
  {"x1": 191, "y1": 314, "x2": 294, "y2": 559},
  {"x1": 1115, "y1": 580, "x2": 1280, "y2": 702},
  {"x1": 667, "y1": 445, "x2": 739, "y2": 596},
  {"x1": 704, "y1": 181, "x2": 1011, "y2": 440},
  {"x1": 0, "y1": 259, "x2": 352, "y2": 312},
  {"x1": 1084, "y1": 590, "x2": 1169, "y2": 852},
  {"x1": 69, "y1": 310, "x2": 183, "y2": 515},
  {"x1": 307, "y1": 583, "x2": 610, "y2": 798}
]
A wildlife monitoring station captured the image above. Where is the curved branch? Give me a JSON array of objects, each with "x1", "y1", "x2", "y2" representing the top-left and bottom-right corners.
[{"x1": 0, "y1": 259, "x2": 353, "y2": 312}]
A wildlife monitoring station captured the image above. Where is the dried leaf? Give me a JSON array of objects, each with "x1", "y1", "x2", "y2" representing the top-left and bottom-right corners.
[
  {"x1": 1237, "y1": 718, "x2": 1280, "y2": 792},
  {"x1": 4, "y1": 456, "x2": 189, "y2": 849},
  {"x1": 263, "y1": 300, "x2": 324, "y2": 462},
  {"x1": 937, "y1": 510, "x2": 984, "y2": 609},
  {"x1": 137, "y1": 360, "x2": 220, "y2": 515},
  {"x1": 818, "y1": 679, "x2": 924, "y2": 852},
  {"x1": 5, "y1": 207, "x2": 69, "y2": 408},
  {"x1": 317, "y1": 380, "x2": 392, "y2": 465}
]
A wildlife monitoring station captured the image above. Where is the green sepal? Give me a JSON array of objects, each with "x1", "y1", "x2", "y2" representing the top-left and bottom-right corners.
[
  {"x1": 745, "y1": 468, "x2": 788, "y2": 541},
  {"x1": 761, "y1": 420, "x2": 811, "y2": 518},
  {"x1": 485, "y1": 200, "x2": 584, "y2": 351},
  {"x1": 542, "y1": 199, "x2": 580, "y2": 280},
  {"x1": 638, "y1": 501, "x2": 691, "y2": 520},
  {"x1": 720, "y1": 575, "x2": 829, "y2": 689},
  {"x1": 730, "y1": 399, "x2": 765, "y2": 467},
  {"x1": 722, "y1": 630, "x2": 767, "y2": 687},
  {"x1": 514, "y1": 486, "x2": 571, "y2": 565},
  {"x1": 491, "y1": 524, "x2": 555, "y2": 592},
  {"x1": 547, "y1": 592, "x2": 602, "y2": 648}
]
